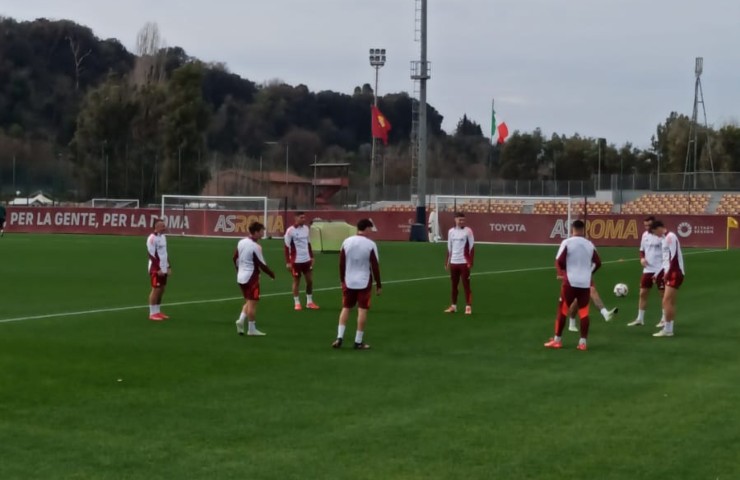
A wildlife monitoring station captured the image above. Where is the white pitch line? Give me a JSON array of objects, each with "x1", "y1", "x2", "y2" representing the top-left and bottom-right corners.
[{"x1": 0, "y1": 249, "x2": 724, "y2": 325}]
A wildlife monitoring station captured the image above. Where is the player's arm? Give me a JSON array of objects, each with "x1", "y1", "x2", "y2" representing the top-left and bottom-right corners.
[
  {"x1": 370, "y1": 246, "x2": 382, "y2": 294},
  {"x1": 308, "y1": 241, "x2": 314, "y2": 266},
  {"x1": 232, "y1": 248, "x2": 239, "y2": 271},
  {"x1": 283, "y1": 227, "x2": 293, "y2": 266},
  {"x1": 339, "y1": 247, "x2": 347, "y2": 288},
  {"x1": 147, "y1": 236, "x2": 159, "y2": 272},
  {"x1": 255, "y1": 248, "x2": 275, "y2": 279},
  {"x1": 591, "y1": 249, "x2": 602, "y2": 274},
  {"x1": 445, "y1": 230, "x2": 452, "y2": 270},
  {"x1": 639, "y1": 237, "x2": 647, "y2": 267},
  {"x1": 465, "y1": 228, "x2": 475, "y2": 268},
  {"x1": 158, "y1": 241, "x2": 169, "y2": 274},
  {"x1": 555, "y1": 242, "x2": 567, "y2": 274}
]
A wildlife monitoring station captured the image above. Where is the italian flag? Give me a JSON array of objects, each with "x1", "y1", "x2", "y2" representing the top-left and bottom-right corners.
[{"x1": 491, "y1": 107, "x2": 509, "y2": 145}]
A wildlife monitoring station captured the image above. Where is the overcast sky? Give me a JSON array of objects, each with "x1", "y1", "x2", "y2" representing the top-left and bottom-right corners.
[{"x1": 3, "y1": 0, "x2": 739, "y2": 147}]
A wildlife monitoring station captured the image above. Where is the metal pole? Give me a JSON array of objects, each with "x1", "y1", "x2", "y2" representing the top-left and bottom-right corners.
[
  {"x1": 370, "y1": 66, "x2": 379, "y2": 207},
  {"x1": 285, "y1": 144, "x2": 289, "y2": 185},
  {"x1": 657, "y1": 151, "x2": 661, "y2": 190},
  {"x1": 416, "y1": 0, "x2": 429, "y2": 232},
  {"x1": 597, "y1": 140, "x2": 601, "y2": 190},
  {"x1": 178, "y1": 145, "x2": 182, "y2": 194},
  {"x1": 12, "y1": 155, "x2": 16, "y2": 192}
]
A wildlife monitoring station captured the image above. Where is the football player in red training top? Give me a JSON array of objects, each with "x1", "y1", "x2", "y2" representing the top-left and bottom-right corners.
[
  {"x1": 332, "y1": 219, "x2": 382, "y2": 350},
  {"x1": 234, "y1": 222, "x2": 276, "y2": 336},
  {"x1": 284, "y1": 212, "x2": 319, "y2": 310},
  {"x1": 147, "y1": 219, "x2": 171, "y2": 321},
  {"x1": 545, "y1": 220, "x2": 602, "y2": 351},
  {"x1": 444, "y1": 212, "x2": 474, "y2": 315}
]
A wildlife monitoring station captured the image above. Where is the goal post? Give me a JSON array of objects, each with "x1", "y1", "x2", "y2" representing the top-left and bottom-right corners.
[
  {"x1": 160, "y1": 195, "x2": 284, "y2": 238},
  {"x1": 432, "y1": 195, "x2": 578, "y2": 244},
  {"x1": 91, "y1": 198, "x2": 140, "y2": 208}
]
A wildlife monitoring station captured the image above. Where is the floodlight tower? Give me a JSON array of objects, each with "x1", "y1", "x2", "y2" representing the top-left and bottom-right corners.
[
  {"x1": 683, "y1": 57, "x2": 716, "y2": 190},
  {"x1": 369, "y1": 48, "x2": 386, "y2": 206},
  {"x1": 409, "y1": 0, "x2": 430, "y2": 241}
]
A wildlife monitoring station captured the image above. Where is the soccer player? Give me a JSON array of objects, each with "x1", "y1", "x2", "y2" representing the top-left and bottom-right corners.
[
  {"x1": 332, "y1": 218, "x2": 382, "y2": 350},
  {"x1": 234, "y1": 221, "x2": 276, "y2": 336},
  {"x1": 650, "y1": 220, "x2": 685, "y2": 338},
  {"x1": 284, "y1": 212, "x2": 319, "y2": 310},
  {"x1": 444, "y1": 212, "x2": 474, "y2": 315},
  {"x1": 147, "y1": 219, "x2": 171, "y2": 321},
  {"x1": 545, "y1": 220, "x2": 602, "y2": 351},
  {"x1": 627, "y1": 216, "x2": 666, "y2": 327},
  {"x1": 566, "y1": 284, "x2": 618, "y2": 332}
]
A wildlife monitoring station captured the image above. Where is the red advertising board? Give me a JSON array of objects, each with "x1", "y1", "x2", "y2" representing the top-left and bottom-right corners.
[{"x1": 5, "y1": 207, "x2": 740, "y2": 248}]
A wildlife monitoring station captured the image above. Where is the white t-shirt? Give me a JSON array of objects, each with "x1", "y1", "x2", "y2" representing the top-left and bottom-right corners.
[
  {"x1": 640, "y1": 230, "x2": 663, "y2": 274},
  {"x1": 235, "y1": 237, "x2": 269, "y2": 284},
  {"x1": 555, "y1": 236, "x2": 600, "y2": 288},
  {"x1": 284, "y1": 225, "x2": 312, "y2": 264},
  {"x1": 340, "y1": 235, "x2": 381, "y2": 290},
  {"x1": 147, "y1": 233, "x2": 169, "y2": 273},
  {"x1": 661, "y1": 231, "x2": 685, "y2": 275},
  {"x1": 447, "y1": 226, "x2": 475, "y2": 265}
]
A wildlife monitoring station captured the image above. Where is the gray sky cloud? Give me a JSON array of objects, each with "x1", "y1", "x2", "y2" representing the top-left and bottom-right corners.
[{"x1": 2, "y1": 0, "x2": 739, "y2": 147}]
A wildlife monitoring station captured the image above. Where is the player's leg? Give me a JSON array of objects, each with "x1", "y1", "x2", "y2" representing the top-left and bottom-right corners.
[
  {"x1": 236, "y1": 300, "x2": 248, "y2": 335},
  {"x1": 156, "y1": 284, "x2": 169, "y2": 319},
  {"x1": 445, "y1": 266, "x2": 461, "y2": 312},
  {"x1": 629, "y1": 274, "x2": 652, "y2": 326},
  {"x1": 246, "y1": 298, "x2": 266, "y2": 336},
  {"x1": 654, "y1": 286, "x2": 676, "y2": 337},
  {"x1": 148, "y1": 285, "x2": 163, "y2": 320},
  {"x1": 291, "y1": 266, "x2": 302, "y2": 309},
  {"x1": 590, "y1": 285, "x2": 617, "y2": 321},
  {"x1": 461, "y1": 266, "x2": 472, "y2": 314},
  {"x1": 545, "y1": 286, "x2": 571, "y2": 348},
  {"x1": 573, "y1": 288, "x2": 592, "y2": 350},
  {"x1": 333, "y1": 288, "x2": 356, "y2": 347},
  {"x1": 354, "y1": 308, "x2": 370, "y2": 349},
  {"x1": 353, "y1": 288, "x2": 371, "y2": 349},
  {"x1": 656, "y1": 286, "x2": 667, "y2": 327},
  {"x1": 305, "y1": 269, "x2": 319, "y2": 309},
  {"x1": 568, "y1": 299, "x2": 579, "y2": 332}
]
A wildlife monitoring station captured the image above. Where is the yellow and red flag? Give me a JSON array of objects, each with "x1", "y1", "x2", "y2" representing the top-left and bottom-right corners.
[
  {"x1": 371, "y1": 105, "x2": 391, "y2": 145},
  {"x1": 728, "y1": 216, "x2": 738, "y2": 229}
]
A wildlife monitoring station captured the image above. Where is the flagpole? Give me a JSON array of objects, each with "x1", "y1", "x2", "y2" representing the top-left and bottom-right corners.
[{"x1": 491, "y1": 99, "x2": 495, "y2": 144}]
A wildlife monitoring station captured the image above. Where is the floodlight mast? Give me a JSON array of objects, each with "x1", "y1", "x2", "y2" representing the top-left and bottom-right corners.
[{"x1": 368, "y1": 48, "x2": 386, "y2": 207}]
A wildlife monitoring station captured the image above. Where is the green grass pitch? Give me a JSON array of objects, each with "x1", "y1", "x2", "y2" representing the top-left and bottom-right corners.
[{"x1": 1, "y1": 234, "x2": 739, "y2": 479}]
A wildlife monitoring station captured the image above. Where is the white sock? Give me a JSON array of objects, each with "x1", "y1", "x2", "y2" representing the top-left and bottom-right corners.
[
  {"x1": 569, "y1": 317, "x2": 577, "y2": 329},
  {"x1": 637, "y1": 309, "x2": 645, "y2": 321},
  {"x1": 664, "y1": 321, "x2": 673, "y2": 333},
  {"x1": 238, "y1": 312, "x2": 247, "y2": 322},
  {"x1": 661, "y1": 309, "x2": 666, "y2": 321},
  {"x1": 449, "y1": 305, "x2": 457, "y2": 311},
  {"x1": 307, "y1": 294, "x2": 313, "y2": 303},
  {"x1": 554, "y1": 335, "x2": 562, "y2": 342},
  {"x1": 293, "y1": 296, "x2": 300, "y2": 305},
  {"x1": 600, "y1": 307, "x2": 609, "y2": 319},
  {"x1": 248, "y1": 321, "x2": 256, "y2": 332},
  {"x1": 355, "y1": 330, "x2": 364, "y2": 344},
  {"x1": 337, "y1": 324, "x2": 346, "y2": 339},
  {"x1": 149, "y1": 305, "x2": 156, "y2": 315},
  {"x1": 579, "y1": 338, "x2": 587, "y2": 346},
  {"x1": 153, "y1": 304, "x2": 160, "y2": 314}
]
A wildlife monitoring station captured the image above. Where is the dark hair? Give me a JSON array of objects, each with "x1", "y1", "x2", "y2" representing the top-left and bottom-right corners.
[
  {"x1": 248, "y1": 221, "x2": 265, "y2": 235},
  {"x1": 650, "y1": 220, "x2": 664, "y2": 230},
  {"x1": 644, "y1": 215, "x2": 656, "y2": 223},
  {"x1": 572, "y1": 220, "x2": 585, "y2": 230},
  {"x1": 454, "y1": 212, "x2": 466, "y2": 218},
  {"x1": 295, "y1": 211, "x2": 305, "y2": 217},
  {"x1": 357, "y1": 218, "x2": 374, "y2": 231}
]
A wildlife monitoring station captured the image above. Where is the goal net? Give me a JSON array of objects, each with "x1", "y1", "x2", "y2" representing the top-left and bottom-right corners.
[
  {"x1": 91, "y1": 198, "x2": 140, "y2": 208},
  {"x1": 431, "y1": 195, "x2": 578, "y2": 243},
  {"x1": 160, "y1": 195, "x2": 285, "y2": 238}
]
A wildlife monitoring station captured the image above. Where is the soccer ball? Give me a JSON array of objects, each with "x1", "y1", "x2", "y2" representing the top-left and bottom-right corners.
[{"x1": 613, "y1": 283, "x2": 629, "y2": 297}]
